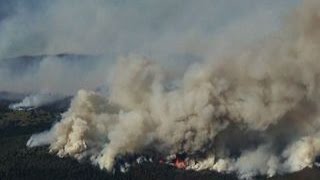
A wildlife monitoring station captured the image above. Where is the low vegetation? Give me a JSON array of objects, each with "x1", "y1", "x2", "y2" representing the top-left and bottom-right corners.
[{"x1": 0, "y1": 100, "x2": 319, "y2": 180}]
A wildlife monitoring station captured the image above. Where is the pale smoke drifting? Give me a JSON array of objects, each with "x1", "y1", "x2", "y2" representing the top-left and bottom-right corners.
[
  {"x1": 28, "y1": 0, "x2": 320, "y2": 178},
  {"x1": 0, "y1": 0, "x2": 292, "y2": 97},
  {"x1": 0, "y1": 55, "x2": 110, "y2": 96},
  {"x1": 27, "y1": 129, "x2": 56, "y2": 147},
  {"x1": 9, "y1": 93, "x2": 63, "y2": 110}
]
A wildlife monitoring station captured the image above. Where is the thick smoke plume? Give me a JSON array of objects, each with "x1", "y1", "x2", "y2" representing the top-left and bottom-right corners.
[{"x1": 27, "y1": 0, "x2": 320, "y2": 179}]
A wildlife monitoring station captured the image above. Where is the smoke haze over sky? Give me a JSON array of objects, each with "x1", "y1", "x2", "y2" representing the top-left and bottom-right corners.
[
  {"x1": 0, "y1": 0, "x2": 300, "y2": 96},
  {"x1": 0, "y1": 0, "x2": 299, "y2": 59}
]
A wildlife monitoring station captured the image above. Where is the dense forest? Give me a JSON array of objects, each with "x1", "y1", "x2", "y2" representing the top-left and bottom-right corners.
[{"x1": 0, "y1": 99, "x2": 320, "y2": 180}]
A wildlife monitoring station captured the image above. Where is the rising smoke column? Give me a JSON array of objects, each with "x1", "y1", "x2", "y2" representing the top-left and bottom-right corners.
[{"x1": 28, "y1": 0, "x2": 320, "y2": 178}]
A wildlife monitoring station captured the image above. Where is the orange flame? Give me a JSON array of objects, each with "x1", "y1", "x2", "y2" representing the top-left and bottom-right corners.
[{"x1": 174, "y1": 158, "x2": 186, "y2": 169}]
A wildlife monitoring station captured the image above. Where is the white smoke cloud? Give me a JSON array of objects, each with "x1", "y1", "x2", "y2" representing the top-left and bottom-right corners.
[
  {"x1": 282, "y1": 135, "x2": 320, "y2": 173},
  {"x1": 27, "y1": 129, "x2": 56, "y2": 147},
  {"x1": 9, "y1": 93, "x2": 63, "y2": 110}
]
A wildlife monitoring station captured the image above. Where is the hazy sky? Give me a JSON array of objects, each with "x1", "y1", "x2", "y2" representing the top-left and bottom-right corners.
[{"x1": 0, "y1": 0, "x2": 300, "y2": 60}]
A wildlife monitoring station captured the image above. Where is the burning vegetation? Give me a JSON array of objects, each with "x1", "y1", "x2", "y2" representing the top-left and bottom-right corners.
[{"x1": 24, "y1": 0, "x2": 320, "y2": 179}]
